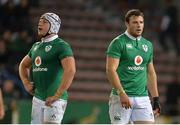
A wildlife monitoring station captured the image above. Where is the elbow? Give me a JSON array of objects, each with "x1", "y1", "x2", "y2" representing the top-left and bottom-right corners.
[
  {"x1": 67, "y1": 67, "x2": 76, "y2": 77},
  {"x1": 106, "y1": 68, "x2": 110, "y2": 75},
  {"x1": 19, "y1": 61, "x2": 24, "y2": 71},
  {"x1": 72, "y1": 67, "x2": 76, "y2": 76},
  {"x1": 19, "y1": 61, "x2": 28, "y2": 71},
  {"x1": 148, "y1": 71, "x2": 157, "y2": 79},
  {"x1": 106, "y1": 67, "x2": 114, "y2": 76}
]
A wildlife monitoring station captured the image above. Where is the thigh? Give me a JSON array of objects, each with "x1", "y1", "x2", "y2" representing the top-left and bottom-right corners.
[
  {"x1": 43, "y1": 99, "x2": 67, "y2": 124},
  {"x1": 131, "y1": 97, "x2": 154, "y2": 123},
  {"x1": 31, "y1": 97, "x2": 44, "y2": 124},
  {"x1": 109, "y1": 95, "x2": 132, "y2": 124}
]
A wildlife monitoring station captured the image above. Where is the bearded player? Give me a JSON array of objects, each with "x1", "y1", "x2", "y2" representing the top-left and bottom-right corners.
[{"x1": 106, "y1": 9, "x2": 161, "y2": 124}]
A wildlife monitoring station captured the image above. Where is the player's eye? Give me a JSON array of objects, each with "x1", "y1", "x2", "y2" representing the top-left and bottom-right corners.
[
  {"x1": 43, "y1": 20, "x2": 48, "y2": 23},
  {"x1": 140, "y1": 21, "x2": 144, "y2": 24}
]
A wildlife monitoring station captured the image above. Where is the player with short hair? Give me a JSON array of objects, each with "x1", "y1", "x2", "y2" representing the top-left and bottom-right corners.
[
  {"x1": 106, "y1": 9, "x2": 161, "y2": 124},
  {"x1": 19, "y1": 12, "x2": 76, "y2": 124}
]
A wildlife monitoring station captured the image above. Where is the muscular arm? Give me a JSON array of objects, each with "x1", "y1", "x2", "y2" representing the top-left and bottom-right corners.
[
  {"x1": 19, "y1": 55, "x2": 32, "y2": 83},
  {"x1": 106, "y1": 56, "x2": 131, "y2": 108},
  {"x1": 45, "y1": 56, "x2": 76, "y2": 106},
  {"x1": 54, "y1": 56, "x2": 76, "y2": 97},
  {"x1": 106, "y1": 56, "x2": 124, "y2": 92},
  {"x1": 147, "y1": 62, "x2": 161, "y2": 116},
  {"x1": 19, "y1": 55, "x2": 34, "y2": 94},
  {"x1": 147, "y1": 63, "x2": 159, "y2": 97}
]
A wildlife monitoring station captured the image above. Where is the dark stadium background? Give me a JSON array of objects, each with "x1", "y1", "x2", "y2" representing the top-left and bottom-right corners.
[{"x1": 0, "y1": 0, "x2": 180, "y2": 123}]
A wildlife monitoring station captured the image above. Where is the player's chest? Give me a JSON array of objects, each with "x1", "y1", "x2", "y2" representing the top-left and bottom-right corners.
[
  {"x1": 122, "y1": 42, "x2": 150, "y2": 63},
  {"x1": 31, "y1": 44, "x2": 57, "y2": 61}
]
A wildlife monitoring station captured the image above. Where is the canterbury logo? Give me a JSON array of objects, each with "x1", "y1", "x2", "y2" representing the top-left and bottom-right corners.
[
  {"x1": 45, "y1": 45, "x2": 52, "y2": 52},
  {"x1": 114, "y1": 116, "x2": 121, "y2": 120},
  {"x1": 51, "y1": 114, "x2": 56, "y2": 119}
]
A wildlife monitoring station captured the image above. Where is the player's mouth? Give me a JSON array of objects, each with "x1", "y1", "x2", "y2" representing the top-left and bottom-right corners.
[
  {"x1": 38, "y1": 27, "x2": 42, "y2": 31},
  {"x1": 136, "y1": 29, "x2": 142, "y2": 33}
]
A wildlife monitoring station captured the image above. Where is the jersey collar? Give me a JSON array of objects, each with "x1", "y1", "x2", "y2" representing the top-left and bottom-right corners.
[
  {"x1": 125, "y1": 31, "x2": 141, "y2": 41},
  {"x1": 41, "y1": 35, "x2": 58, "y2": 43}
]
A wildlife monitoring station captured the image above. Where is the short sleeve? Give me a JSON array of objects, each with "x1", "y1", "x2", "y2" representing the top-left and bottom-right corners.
[
  {"x1": 58, "y1": 43, "x2": 73, "y2": 60},
  {"x1": 106, "y1": 38, "x2": 122, "y2": 58},
  {"x1": 148, "y1": 43, "x2": 153, "y2": 63}
]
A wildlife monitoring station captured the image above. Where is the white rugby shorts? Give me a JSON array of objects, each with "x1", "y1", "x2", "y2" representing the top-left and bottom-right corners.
[
  {"x1": 31, "y1": 96, "x2": 67, "y2": 124},
  {"x1": 109, "y1": 95, "x2": 154, "y2": 124}
]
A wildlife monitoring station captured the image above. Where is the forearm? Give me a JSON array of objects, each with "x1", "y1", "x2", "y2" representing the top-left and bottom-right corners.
[
  {"x1": 148, "y1": 71, "x2": 159, "y2": 97},
  {"x1": 19, "y1": 62, "x2": 30, "y2": 85},
  {"x1": 54, "y1": 69, "x2": 75, "y2": 97},
  {"x1": 106, "y1": 69, "x2": 124, "y2": 93}
]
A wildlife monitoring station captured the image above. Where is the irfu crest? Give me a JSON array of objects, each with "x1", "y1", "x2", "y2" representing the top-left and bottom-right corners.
[
  {"x1": 45, "y1": 45, "x2": 52, "y2": 52},
  {"x1": 142, "y1": 45, "x2": 148, "y2": 52}
]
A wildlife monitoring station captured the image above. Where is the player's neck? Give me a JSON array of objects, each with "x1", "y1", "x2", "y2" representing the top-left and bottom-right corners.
[
  {"x1": 125, "y1": 30, "x2": 141, "y2": 41},
  {"x1": 43, "y1": 34, "x2": 57, "y2": 39},
  {"x1": 41, "y1": 34, "x2": 58, "y2": 42}
]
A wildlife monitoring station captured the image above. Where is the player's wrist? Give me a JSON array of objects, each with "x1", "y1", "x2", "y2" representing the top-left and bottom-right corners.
[
  {"x1": 22, "y1": 78, "x2": 30, "y2": 85},
  {"x1": 54, "y1": 90, "x2": 62, "y2": 98},
  {"x1": 117, "y1": 89, "x2": 125, "y2": 95},
  {"x1": 152, "y1": 97, "x2": 161, "y2": 112},
  {"x1": 153, "y1": 97, "x2": 159, "y2": 102}
]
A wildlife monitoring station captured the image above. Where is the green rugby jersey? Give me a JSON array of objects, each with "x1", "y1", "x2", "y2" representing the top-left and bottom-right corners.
[
  {"x1": 28, "y1": 35, "x2": 73, "y2": 101},
  {"x1": 106, "y1": 31, "x2": 153, "y2": 97}
]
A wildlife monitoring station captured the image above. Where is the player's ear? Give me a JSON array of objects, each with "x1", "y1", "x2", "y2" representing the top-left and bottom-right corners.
[{"x1": 125, "y1": 21, "x2": 129, "y2": 28}]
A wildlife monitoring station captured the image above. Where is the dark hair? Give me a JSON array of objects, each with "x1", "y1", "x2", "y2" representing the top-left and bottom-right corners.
[{"x1": 125, "y1": 9, "x2": 144, "y2": 23}]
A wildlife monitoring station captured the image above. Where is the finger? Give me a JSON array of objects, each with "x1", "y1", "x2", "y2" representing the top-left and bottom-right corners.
[
  {"x1": 28, "y1": 90, "x2": 33, "y2": 95},
  {"x1": 127, "y1": 105, "x2": 131, "y2": 109},
  {"x1": 126, "y1": 105, "x2": 131, "y2": 109},
  {"x1": 29, "y1": 89, "x2": 34, "y2": 95},
  {"x1": 124, "y1": 101, "x2": 131, "y2": 109},
  {"x1": 125, "y1": 105, "x2": 130, "y2": 109},
  {"x1": 154, "y1": 112, "x2": 160, "y2": 117},
  {"x1": 45, "y1": 100, "x2": 51, "y2": 106},
  {"x1": 128, "y1": 102, "x2": 132, "y2": 109},
  {"x1": 45, "y1": 98, "x2": 50, "y2": 105},
  {"x1": 153, "y1": 108, "x2": 160, "y2": 114},
  {"x1": 29, "y1": 84, "x2": 33, "y2": 87},
  {"x1": 157, "y1": 108, "x2": 161, "y2": 113},
  {"x1": 153, "y1": 110, "x2": 160, "y2": 117},
  {"x1": 124, "y1": 103, "x2": 130, "y2": 109},
  {"x1": 122, "y1": 103, "x2": 125, "y2": 108},
  {"x1": 125, "y1": 106, "x2": 129, "y2": 109},
  {"x1": 46, "y1": 98, "x2": 55, "y2": 106}
]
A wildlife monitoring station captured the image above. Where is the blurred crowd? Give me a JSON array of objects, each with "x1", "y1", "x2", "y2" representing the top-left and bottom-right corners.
[
  {"x1": 0, "y1": 0, "x2": 39, "y2": 123},
  {"x1": 92, "y1": 0, "x2": 180, "y2": 56},
  {"x1": 0, "y1": 0, "x2": 39, "y2": 100}
]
